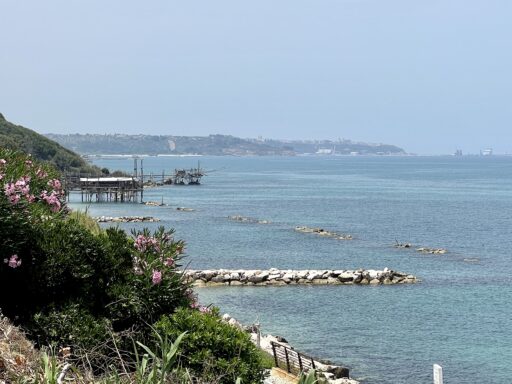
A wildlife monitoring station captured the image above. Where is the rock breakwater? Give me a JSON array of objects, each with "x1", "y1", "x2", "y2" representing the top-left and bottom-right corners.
[
  {"x1": 185, "y1": 268, "x2": 418, "y2": 286},
  {"x1": 95, "y1": 216, "x2": 160, "y2": 223}
]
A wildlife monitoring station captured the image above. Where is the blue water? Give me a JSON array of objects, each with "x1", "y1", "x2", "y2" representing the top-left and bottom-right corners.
[{"x1": 71, "y1": 156, "x2": 512, "y2": 384}]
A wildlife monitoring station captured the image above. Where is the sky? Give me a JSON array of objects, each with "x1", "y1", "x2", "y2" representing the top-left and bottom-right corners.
[{"x1": 1, "y1": 0, "x2": 511, "y2": 155}]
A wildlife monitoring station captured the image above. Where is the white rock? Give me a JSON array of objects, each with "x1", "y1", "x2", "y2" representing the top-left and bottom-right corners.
[
  {"x1": 367, "y1": 270, "x2": 381, "y2": 280},
  {"x1": 297, "y1": 270, "x2": 308, "y2": 279}
]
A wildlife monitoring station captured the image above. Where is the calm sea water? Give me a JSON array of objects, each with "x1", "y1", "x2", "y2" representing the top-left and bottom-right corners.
[{"x1": 71, "y1": 156, "x2": 512, "y2": 384}]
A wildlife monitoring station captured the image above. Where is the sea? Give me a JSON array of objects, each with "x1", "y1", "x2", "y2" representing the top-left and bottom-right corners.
[{"x1": 70, "y1": 155, "x2": 512, "y2": 384}]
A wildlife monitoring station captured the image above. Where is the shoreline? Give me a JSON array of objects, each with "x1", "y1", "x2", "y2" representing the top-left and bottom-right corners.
[{"x1": 221, "y1": 313, "x2": 360, "y2": 384}]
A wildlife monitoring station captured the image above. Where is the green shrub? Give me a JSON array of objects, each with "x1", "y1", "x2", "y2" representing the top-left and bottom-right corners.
[
  {"x1": 156, "y1": 308, "x2": 266, "y2": 384},
  {"x1": 0, "y1": 150, "x2": 193, "y2": 372}
]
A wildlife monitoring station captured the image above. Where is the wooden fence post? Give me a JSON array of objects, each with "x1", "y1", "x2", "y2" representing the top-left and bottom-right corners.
[
  {"x1": 284, "y1": 347, "x2": 291, "y2": 373},
  {"x1": 271, "y1": 342, "x2": 278, "y2": 368}
]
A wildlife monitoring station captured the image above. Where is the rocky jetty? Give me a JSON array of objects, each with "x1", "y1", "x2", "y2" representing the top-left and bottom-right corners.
[
  {"x1": 295, "y1": 226, "x2": 353, "y2": 240},
  {"x1": 228, "y1": 215, "x2": 271, "y2": 224},
  {"x1": 416, "y1": 247, "x2": 447, "y2": 254},
  {"x1": 185, "y1": 268, "x2": 418, "y2": 286},
  {"x1": 95, "y1": 216, "x2": 160, "y2": 223}
]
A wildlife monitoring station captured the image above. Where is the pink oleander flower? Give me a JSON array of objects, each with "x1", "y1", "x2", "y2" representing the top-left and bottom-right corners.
[
  {"x1": 40, "y1": 190, "x2": 62, "y2": 212},
  {"x1": 0, "y1": 173, "x2": 4, "y2": 181},
  {"x1": 9, "y1": 194, "x2": 20, "y2": 205},
  {"x1": 190, "y1": 302, "x2": 199, "y2": 309},
  {"x1": 50, "y1": 199, "x2": 61, "y2": 212},
  {"x1": 48, "y1": 179, "x2": 62, "y2": 190},
  {"x1": 4, "y1": 183, "x2": 16, "y2": 196},
  {"x1": 36, "y1": 168, "x2": 48, "y2": 178},
  {"x1": 164, "y1": 257, "x2": 174, "y2": 267},
  {"x1": 25, "y1": 160, "x2": 33, "y2": 167},
  {"x1": 152, "y1": 270, "x2": 162, "y2": 285},
  {"x1": 199, "y1": 305, "x2": 211, "y2": 313},
  {"x1": 134, "y1": 235, "x2": 159, "y2": 253},
  {"x1": 21, "y1": 185, "x2": 30, "y2": 196},
  {"x1": 15, "y1": 180, "x2": 25, "y2": 188},
  {"x1": 27, "y1": 194, "x2": 36, "y2": 203},
  {"x1": 4, "y1": 255, "x2": 22, "y2": 268},
  {"x1": 0, "y1": 159, "x2": 6, "y2": 166}
]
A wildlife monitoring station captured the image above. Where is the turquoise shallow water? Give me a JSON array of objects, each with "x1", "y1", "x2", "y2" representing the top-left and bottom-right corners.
[{"x1": 72, "y1": 156, "x2": 512, "y2": 384}]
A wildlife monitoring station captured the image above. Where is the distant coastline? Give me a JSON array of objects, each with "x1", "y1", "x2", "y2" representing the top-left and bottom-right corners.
[{"x1": 45, "y1": 133, "x2": 406, "y2": 157}]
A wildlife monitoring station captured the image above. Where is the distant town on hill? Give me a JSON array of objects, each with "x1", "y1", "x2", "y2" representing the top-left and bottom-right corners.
[{"x1": 45, "y1": 133, "x2": 406, "y2": 156}]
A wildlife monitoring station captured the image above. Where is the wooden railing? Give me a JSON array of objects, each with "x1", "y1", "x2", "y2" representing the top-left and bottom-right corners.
[{"x1": 271, "y1": 341, "x2": 316, "y2": 375}]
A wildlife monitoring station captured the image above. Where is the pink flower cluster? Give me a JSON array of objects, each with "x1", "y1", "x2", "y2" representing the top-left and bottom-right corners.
[
  {"x1": 132, "y1": 230, "x2": 180, "y2": 287},
  {"x1": 134, "y1": 235, "x2": 160, "y2": 253},
  {"x1": 199, "y1": 305, "x2": 212, "y2": 314},
  {"x1": 40, "y1": 190, "x2": 62, "y2": 212},
  {"x1": 4, "y1": 254, "x2": 21, "y2": 268},
  {"x1": 48, "y1": 179, "x2": 62, "y2": 190},
  {"x1": 152, "y1": 270, "x2": 162, "y2": 285},
  {"x1": 4, "y1": 176, "x2": 34, "y2": 205},
  {"x1": 2, "y1": 156, "x2": 63, "y2": 211}
]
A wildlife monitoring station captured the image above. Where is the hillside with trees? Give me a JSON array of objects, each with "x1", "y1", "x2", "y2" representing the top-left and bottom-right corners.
[{"x1": 0, "y1": 113, "x2": 100, "y2": 174}]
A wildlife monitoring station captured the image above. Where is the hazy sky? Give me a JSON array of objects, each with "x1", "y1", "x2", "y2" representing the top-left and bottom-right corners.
[{"x1": 1, "y1": 0, "x2": 511, "y2": 154}]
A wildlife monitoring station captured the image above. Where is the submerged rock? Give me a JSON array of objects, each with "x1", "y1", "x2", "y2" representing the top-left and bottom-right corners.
[
  {"x1": 416, "y1": 247, "x2": 447, "y2": 254},
  {"x1": 144, "y1": 201, "x2": 166, "y2": 207},
  {"x1": 228, "y1": 215, "x2": 271, "y2": 224},
  {"x1": 295, "y1": 226, "x2": 353, "y2": 240}
]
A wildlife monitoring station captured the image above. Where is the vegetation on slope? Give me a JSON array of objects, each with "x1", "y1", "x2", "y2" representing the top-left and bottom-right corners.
[
  {"x1": 0, "y1": 113, "x2": 101, "y2": 174},
  {"x1": 0, "y1": 149, "x2": 267, "y2": 383}
]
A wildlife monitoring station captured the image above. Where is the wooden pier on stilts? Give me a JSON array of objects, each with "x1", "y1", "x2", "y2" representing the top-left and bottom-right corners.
[
  {"x1": 63, "y1": 158, "x2": 206, "y2": 203},
  {"x1": 64, "y1": 176, "x2": 144, "y2": 203}
]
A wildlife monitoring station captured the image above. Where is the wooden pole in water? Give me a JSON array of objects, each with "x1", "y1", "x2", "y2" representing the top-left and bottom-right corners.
[{"x1": 433, "y1": 364, "x2": 443, "y2": 384}]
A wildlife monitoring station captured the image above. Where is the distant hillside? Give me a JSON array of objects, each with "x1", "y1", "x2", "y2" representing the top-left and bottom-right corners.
[
  {"x1": 45, "y1": 133, "x2": 406, "y2": 156},
  {"x1": 0, "y1": 113, "x2": 100, "y2": 174}
]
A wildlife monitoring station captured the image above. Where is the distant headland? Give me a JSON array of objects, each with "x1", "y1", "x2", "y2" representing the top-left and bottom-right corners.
[{"x1": 45, "y1": 133, "x2": 406, "y2": 156}]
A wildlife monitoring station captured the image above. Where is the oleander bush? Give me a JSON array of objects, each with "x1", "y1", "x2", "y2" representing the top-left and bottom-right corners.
[
  {"x1": 0, "y1": 150, "x2": 192, "y2": 360},
  {"x1": 0, "y1": 148, "x2": 267, "y2": 382}
]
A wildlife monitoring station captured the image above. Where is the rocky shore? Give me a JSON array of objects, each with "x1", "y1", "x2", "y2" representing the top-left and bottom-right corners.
[
  {"x1": 185, "y1": 268, "x2": 418, "y2": 286},
  {"x1": 221, "y1": 314, "x2": 360, "y2": 384}
]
